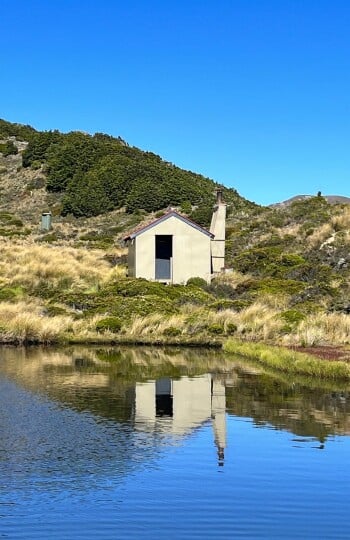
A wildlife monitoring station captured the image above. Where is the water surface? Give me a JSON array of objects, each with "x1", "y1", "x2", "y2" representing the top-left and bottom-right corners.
[{"x1": 0, "y1": 345, "x2": 349, "y2": 539}]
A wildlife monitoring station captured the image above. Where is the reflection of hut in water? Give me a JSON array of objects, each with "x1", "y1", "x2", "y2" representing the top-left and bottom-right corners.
[{"x1": 134, "y1": 374, "x2": 227, "y2": 465}]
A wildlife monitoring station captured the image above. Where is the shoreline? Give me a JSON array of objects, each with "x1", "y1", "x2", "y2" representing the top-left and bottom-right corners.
[{"x1": 1, "y1": 334, "x2": 350, "y2": 380}]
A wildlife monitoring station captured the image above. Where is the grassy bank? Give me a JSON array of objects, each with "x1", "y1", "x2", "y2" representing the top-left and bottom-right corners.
[
  {"x1": 223, "y1": 339, "x2": 350, "y2": 380},
  {"x1": 0, "y1": 240, "x2": 349, "y2": 352}
]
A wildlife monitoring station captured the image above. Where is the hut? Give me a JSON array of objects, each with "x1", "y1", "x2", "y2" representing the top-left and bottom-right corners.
[{"x1": 124, "y1": 210, "x2": 214, "y2": 284}]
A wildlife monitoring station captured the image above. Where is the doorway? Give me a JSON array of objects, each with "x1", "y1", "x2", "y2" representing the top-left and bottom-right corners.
[{"x1": 155, "y1": 235, "x2": 172, "y2": 280}]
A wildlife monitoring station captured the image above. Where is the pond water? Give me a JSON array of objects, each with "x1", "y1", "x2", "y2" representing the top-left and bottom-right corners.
[{"x1": 0, "y1": 345, "x2": 350, "y2": 539}]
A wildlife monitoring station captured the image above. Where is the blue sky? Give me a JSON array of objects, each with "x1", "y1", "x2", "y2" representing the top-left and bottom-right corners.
[{"x1": 1, "y1": 0, "x2": 349, "y2": 205}]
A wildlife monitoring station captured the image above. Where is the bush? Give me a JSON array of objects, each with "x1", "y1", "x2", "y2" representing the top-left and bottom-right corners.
[
  {"x1": 209, "y1": 299, "x2": 237, "y2": 311},
  {"x1": 186, "y1": 277, "x2": 207, "y2": 288},
  {"x1": 163, "y1": 327, "x2": 181, "y2": 336},
  {"x1": 280, "y1": 309, "x2": 305, "y2": 325},
  {"x1": 0, "y1": 140, "x2": 18, "y2": 156},
  {"x1": 95, "y1": 317, "x2": 122, "y2": 333},
  {"x1": 30, "y1": 160, "x2": 42, "y2": 170},
  {"x1": 208, "y1": 323, "x2": 224, "y2": 335},
  {"x1": 0, "y1": 287, "x2": 23, "y2": 301},
  {"x1": 226, "y1": 322, "x2": 237, "y2": 334}
]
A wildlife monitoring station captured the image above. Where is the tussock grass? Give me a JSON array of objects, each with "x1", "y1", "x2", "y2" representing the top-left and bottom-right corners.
[
  {"x1": 0, "y1": 242, "x2": 125, "y2": 291},
  {"x1": 283, "y1": 312, "x2": 350, "y2": 346},
  {"x1": 214, "y1": 270, "x2": 252, "y2": 288},
  {"x1": 307, "y1": 207, "x2": 350, "y2": 248},
  {"x1": 331, "y1": 206, "x2": 350, "y2": 231},
  {"x1": 0, "y1": 301, "x2": 72, "y2": 343},
  {"x1": 224, "y1": 340, "x2": 350, "y2": 380},
  {"x1": 307, "y1": 223, "x2": 334, "y2": 247}
]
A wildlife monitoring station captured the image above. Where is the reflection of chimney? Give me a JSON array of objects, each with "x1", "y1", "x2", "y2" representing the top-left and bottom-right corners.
[
  {"x1": 210, "y1": 188, "x2": 226, "y2": 274},
  {"x1": 211, "y1": 376, "x2": 226, "y2": 466}
]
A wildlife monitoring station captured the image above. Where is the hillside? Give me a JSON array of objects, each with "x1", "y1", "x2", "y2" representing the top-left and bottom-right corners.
[
  {"x1": 0, "y1": 118, "x2": 254, "y2": 221},
  {"x1": 0, "y1": 118, "x2": 349, "y2": 355}
]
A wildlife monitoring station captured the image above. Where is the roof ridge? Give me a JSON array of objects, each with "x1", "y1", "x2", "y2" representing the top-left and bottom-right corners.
[{"x1": 123, "y1": 209, "x2": 214, "y2": 240}]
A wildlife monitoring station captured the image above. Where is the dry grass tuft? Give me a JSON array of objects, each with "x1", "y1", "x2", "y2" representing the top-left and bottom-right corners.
[
  {"x1": 307, "y1": 223, "x2": 334, "y2": 248},
  {"x1": 283, "y1": 312, "x2": 350, "y2": 347},
  {"x1": 0, "y1": 241, "x2": 124, "y2": 291},
  {"x1": 0, "y1": 301, "x2": 72, "y2": 343}
]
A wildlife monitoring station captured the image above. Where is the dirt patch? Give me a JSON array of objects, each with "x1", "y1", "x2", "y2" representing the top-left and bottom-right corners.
[{"x1": 289, "y1": 346, "x2": 350, "y2": 362}]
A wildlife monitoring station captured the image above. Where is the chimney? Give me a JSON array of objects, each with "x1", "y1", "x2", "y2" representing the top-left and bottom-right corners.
[
  {"x1": 210, "y1": 187, "x2": 226, "y2": 273},
  {"x1": 216, "y1": 188, "x2": 224, "y2": 205}
]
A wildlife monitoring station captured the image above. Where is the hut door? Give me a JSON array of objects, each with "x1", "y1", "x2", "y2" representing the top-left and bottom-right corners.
[{"x1": 155, "y1": 235, "x2": 172, "y2": 280}]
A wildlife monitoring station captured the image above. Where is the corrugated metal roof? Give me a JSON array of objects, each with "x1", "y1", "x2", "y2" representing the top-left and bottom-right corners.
[{"x1": 123, "y1": 210, "x2": 214, "y2": 241}]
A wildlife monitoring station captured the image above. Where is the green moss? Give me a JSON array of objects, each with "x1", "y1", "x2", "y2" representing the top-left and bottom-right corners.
[{"x1": 0, "y1": 212, "x2": 23, "y2": 227}]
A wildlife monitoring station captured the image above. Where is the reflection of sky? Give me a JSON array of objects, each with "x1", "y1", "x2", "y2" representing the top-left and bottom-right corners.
[
  {"x1": 0, "y1": 379, "x2": 168, "y2": 496},
  {"x1": 1, "y1": 400, "x2": 350, "y2": 539},
  {"x1": 1, "y1": 348, "x2": 350, "y2": 538}
]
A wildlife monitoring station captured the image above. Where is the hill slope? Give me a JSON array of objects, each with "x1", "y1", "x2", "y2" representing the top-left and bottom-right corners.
[{"x1": 0, "y1": 118, "x2": 255, "y2": 224}]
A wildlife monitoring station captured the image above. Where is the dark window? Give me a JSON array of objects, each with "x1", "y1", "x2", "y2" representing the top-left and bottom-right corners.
[{"x1": 155, "y1": 235, "x2": 172, "y2": 279}]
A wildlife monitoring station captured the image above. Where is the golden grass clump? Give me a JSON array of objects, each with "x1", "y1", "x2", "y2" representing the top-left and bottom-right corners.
[
  {"x1": 0, "y1": 242, "x2": 124, "y2": 291},
  {"x1": 331, "y1": 206, "x2": 350, "y2": 231},
  {"x1": 307, "y1": 223, "x2": 334, "y2": 248},
  {"x1": 0, "y1": 301, "x2": 72, "y2": 343},
  {"x1": 277, "y1": 223, "x2": 301, "y2": 238},
  {"x1": 127, "y1": 313, "x2": 185, "y2": 337},
  {"x1": 284, "y1": 312, "x2": 350, "y2": 347},
  {"x1": 213, "y1": 270, "x2": 252, "y2": 289}
]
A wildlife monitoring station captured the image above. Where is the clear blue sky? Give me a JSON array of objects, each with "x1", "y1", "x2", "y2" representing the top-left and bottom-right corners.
[{"x1": 1, "y1": 0, "x2": 349, "y2": 205}]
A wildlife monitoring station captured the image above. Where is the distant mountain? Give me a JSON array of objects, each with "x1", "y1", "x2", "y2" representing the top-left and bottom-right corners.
[{"x1": 271, "y1": 194, "x2": 350, "y2": 208}]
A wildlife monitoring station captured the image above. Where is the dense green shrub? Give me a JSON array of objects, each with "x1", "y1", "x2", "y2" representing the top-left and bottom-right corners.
[
  {"x1": 163, "y1": 327, "x2": 181, "y2": 336},
  {"x1": 96, "y1": 317, "x2": 122, "y2": 333},
  {"x1": 0, "y1": 287, "x2": 23, "y2": 301},
  {"x1": 0, "y1": 140, "x2": 18, "y2": 156},
  {"x1": 0, "y1": 119, "x2": 37, "y2": 141},
  {"x1": 226, "y1": 322, "x2": 238, "y2": 334},
  {"x1": 186, "y1": 277, "x2": 207, "y2": 288},
  {"x1": 208, "y1": 323, "x2": 225, "y2": 334},
  {"x1": 209, "y1": 299, "x2": 237, "y2": 311},
  {"x1": 280, "y1": 309, "x2": 306, "y2": 325}
]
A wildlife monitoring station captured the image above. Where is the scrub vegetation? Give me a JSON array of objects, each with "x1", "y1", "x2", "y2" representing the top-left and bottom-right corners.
[{"x1": 0, "y1": 118, "x2": 349, "y2": 376}]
